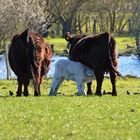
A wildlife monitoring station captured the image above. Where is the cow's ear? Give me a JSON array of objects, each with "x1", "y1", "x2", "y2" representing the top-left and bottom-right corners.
[
  {"x1": 65, "y1": 32, "x2": 71, "y2": 41},
  {"x1": 20, "y1": 28, "x2": 29, "y2": 42}
]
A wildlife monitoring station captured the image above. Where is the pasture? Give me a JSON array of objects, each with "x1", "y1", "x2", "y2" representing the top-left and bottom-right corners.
[
  {"x1": 0, "y1": 77, "x2": 140, "y2": 139},
  {"x1": 46, "y1": 36, "x2": 136, "y2": 55}
]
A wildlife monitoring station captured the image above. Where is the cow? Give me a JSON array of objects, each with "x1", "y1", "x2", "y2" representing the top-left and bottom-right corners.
[
  {"x1": 49, "y1": 59, "x2": 95, "y2": 96},
  {"x1": 8, "y1": 29, "x2": 52, "y2": 96},
  {"x1": 65, "y1": 32, "x2": 118, "y2": 96},
  {"x1": 65, "y1": 33, "x2": 93, "y2": 95}
]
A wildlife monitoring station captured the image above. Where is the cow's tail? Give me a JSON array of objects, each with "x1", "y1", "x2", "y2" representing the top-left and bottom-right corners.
[
  {"x1": 25, "y1": 29, "x2": 39, "y2": 93},
  {"x1": 106, "y1": 34, "x2": 124, "y2": 78},
  {"x1": 30, "y1": 65, "x2": 40, "y2": 93}
]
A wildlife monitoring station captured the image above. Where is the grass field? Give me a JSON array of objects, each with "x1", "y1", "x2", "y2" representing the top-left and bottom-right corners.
[
  {"x1": 0, "y1": 36, "x2": 138, "y2": 139},
  {"x1": 0, "y1": 77, "x2": 140, "y2": 140},
  {"x1": 45, "y1": 36, "x2": 136, "y2": 55}
]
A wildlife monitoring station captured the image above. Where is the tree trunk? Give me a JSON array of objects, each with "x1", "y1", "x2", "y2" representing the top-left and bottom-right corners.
[
  {"x1": 109, "y1": 11, "x2": 116, "y2": 33},
  {"x1": 85, "y1": 17, "x2": 88, "y2": 33},
  {"x1": 73, "y1": 16, "x2": 77, "y2": 33},
  {"x1": 128, "y1": 19, "x2": 132, "y2": 33},
  {"x1": 56, "y1": 21, "x2": 61, "y2": 36},
  {"x1": 135, "y1": 32, "x2": 140, "y2": 50},
  {"x1": 5, "y1": 44, "x2": 11, "y2": 80},
  {"x1": 59, "y1": 17, "x2": 72, "y2": 37},
  {"x1": 61, "y1": 22, "x2": 72, "y2": 37},
  {"x1": 77, "y1": 15, "x2": 82, "y2": 34},
  {"x1": 93, "y1": 19, "x2": 97, "y2": 34}
]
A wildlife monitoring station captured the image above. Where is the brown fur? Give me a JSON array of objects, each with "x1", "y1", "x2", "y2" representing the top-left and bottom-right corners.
[{"x1": 8, "y1": 29, "x2": 52, "y2": 96}]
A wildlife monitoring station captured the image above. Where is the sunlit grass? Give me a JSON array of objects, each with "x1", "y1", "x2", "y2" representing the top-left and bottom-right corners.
[
  {"x1": 0, "y1": 77, "x2": 140, "y2": 139},
  {"x1": 45, "y1": 37, "x2": 67, "y2": 55},
  {"x1": 45, "y1": 36, "x2": 136, "y2": 55},
  {"x1": 115, "y1": 36, "x2": 136, "y2": 55}
]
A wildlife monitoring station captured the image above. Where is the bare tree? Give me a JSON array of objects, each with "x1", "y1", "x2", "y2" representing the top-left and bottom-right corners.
[
  {"x1": 0, "y1": 0, "x2": 51, "y2": 79},
  {"x1": 49, "y1": 0, "x2": 87, "y2": 37}
]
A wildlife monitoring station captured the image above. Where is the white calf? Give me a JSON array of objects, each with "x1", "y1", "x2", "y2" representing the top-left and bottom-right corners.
[{"x1": 49, "y1": 59, "x2": 95, "y2": 96}]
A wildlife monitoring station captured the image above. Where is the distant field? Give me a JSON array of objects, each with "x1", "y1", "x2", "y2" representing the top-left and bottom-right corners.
[
  {"x1": 116, "y1": 36, "x2": 136, "y2": 55},
  {"x1": 45, "y1": 37, "x2": 67, "y2": 55},
  {"x1": 0, "y1": 77, "x2": 140, "y2": 139},
  {"x1": 45, "y1": 36, "x2": 136, "y2": 55}
]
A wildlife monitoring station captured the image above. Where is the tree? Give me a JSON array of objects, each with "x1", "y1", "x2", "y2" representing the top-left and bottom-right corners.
[
  {"x1": 0, "y1": 0, "x2": 51, "y2": 79},
  {"x1": 49, "y1": 0, "x2": 86, "y2": 37}
]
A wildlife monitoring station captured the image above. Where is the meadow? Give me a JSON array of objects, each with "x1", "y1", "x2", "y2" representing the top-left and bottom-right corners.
[
  {"x1": 46, "y1": 36, "x2": 136, "y2": 55},
  {"x1": 0, "y1": 77, "x2": 140, "y2": 140},
  {"x1": 0, "y1": 36, "x2": 139, "y2": 140}
]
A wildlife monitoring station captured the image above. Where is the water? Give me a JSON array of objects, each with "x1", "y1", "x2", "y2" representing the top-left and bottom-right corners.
[
  {"x1": 0, "y1": 54, "x2": 140, "y2": 79},
  {"x1": 118, "y1": 55, "x2": 140, "y2": 77}
]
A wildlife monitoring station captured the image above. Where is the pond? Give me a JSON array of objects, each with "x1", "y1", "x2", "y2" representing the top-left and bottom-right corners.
[{"x1": 0, "y1": 54, "x2": 140, "y2": 79}]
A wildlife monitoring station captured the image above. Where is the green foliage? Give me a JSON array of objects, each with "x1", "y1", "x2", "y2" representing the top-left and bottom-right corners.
[{"x1": 0, "y1": 77, "x2": 140, "y2": 139}]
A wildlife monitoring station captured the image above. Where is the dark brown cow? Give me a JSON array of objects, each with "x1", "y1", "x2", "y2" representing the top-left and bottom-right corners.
[
  {"x1": 65, "y1": 33, "x2": 93, "y2": 95},
  {"x1": 65, "y1": 32, "x2": 118, "y2": 96},
  {"x1": 8, "y1": 29, "x2": 52, "y2": 96}
]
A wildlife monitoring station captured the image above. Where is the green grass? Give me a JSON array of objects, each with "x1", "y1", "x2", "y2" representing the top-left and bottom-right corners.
[
  {"x1": 115, "y1": 36, "x2": 136, "y2": 55},
  {"x1": 45, "y1": 37, "x2": 68, "y2": 55},
  {"x1": 0, "y1": 77, "x2": 140, "y2": 140},
  {"x1": 45, "y1": 36, "x2": 136, "y2": 56}
]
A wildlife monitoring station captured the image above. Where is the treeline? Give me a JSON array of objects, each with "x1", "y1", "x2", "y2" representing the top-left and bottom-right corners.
[
  {"x1": 49, "y1": 0, "x2": 140, "y2": 37},
  {"x1": 0, "y1": 0, "x2": 140, "y2": 48}
]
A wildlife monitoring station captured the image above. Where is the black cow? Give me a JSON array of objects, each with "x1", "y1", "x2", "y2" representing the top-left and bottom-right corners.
[{"x1": 65, "y1": 32, "x2": 118, "y2": 96}]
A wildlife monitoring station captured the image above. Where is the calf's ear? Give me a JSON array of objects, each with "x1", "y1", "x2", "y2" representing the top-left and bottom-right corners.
[{"x1": 20, "y1": 28, "x2": 29, "y2": 42}]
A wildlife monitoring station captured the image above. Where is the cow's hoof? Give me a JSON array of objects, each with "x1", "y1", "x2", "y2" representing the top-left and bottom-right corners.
[
  {"x1": 34, "y1": 94, "x2": 41, "y2": 96},
  {"x1": 95, "y1": 92, "x2": 102, "y2": 97},
  {"x1": 112, "y1": 93, "x2": 117, "y2": 96},
  {"x1": 16, "y1": 92, "x2": 22, "y2": 97},
  {"x1": 16, "y1": 94, "x2": 22, "y2": 97},
  {"x1": 87, "y1": 92, "x2": 93, "y2": 96},
  {"x1": 24, "y1": 94, "x2": 29, "y2": 97},
  {"x1": 112, "y1": 91, "x2": 117, "y2": 96},
  {"x1": 34, "y1": 91, "x2": 41, "y2": 96}
]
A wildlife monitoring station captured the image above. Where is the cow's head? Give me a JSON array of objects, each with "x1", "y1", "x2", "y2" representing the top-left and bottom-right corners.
[{"x1": 65, "y1": 32, "x2": 87, "y2": 51}]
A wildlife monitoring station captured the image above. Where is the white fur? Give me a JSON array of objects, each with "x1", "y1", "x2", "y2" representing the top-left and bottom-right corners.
[{"x1": 49, "y1": 59, "x2": 95, "y2": 96}]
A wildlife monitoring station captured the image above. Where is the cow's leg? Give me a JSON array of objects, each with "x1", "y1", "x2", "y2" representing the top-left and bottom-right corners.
[
  {"x1": 34, "y1": 74, "x2": 41, "y2": 96},
  {"x1": 34, "y1": 86, "x2": 40, "y2": 96},
  {"x1": 38, "y1": 84, "x2": 41, "y2": 96},
  {"x1": 49, "y1": 77, "x2": 64, "y2": 96},
  {"x1": 16, "y1": 77, "x2": 23, "y2": 96},
  {"x1": 37, "y1": 76, "x2": 43, "y2": 96},
  {"x1": 110, "y1": 71, "x2": 117, "y2": 96},
  {"x1": 95, "y1": 72, "x2": 104, "y2": 96},
  {"x1": 36, "y1": 82, "x2": 42, "y2": 96},
  {"x1": 23, "y1": 79, "x2": 30, "y2": 96},
  {"x1": 87, "y1": 82, "x2": 92, "y2": 96}
]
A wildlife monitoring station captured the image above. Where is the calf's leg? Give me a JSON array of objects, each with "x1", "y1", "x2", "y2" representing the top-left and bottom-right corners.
[
  {"x1": 76, "y1": 82, "x2": 87, "y2": 96},
  {"x1": 49, "y1": 77, "x2": 64, "y2": 96}
]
